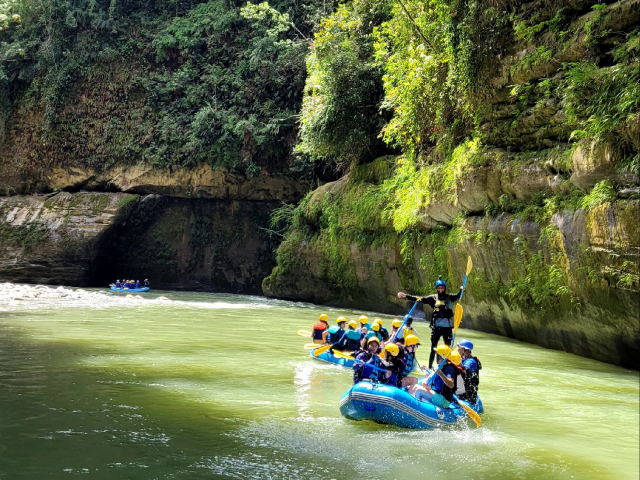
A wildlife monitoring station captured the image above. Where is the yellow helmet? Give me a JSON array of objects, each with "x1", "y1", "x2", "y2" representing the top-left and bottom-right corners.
[
  {"x1": 347, "y1": 319, "x2": 358, "y2": 329},
  {"x1": 391, "y1": 318, "x2": 402, "y2": 328},
  {"x1": 435, "y1": 344, "x2": 452, "y2": 358},
  {"x1": 385, "y1": 344, "x2": 400, "y2": 357},
  {"x1": 336, "y1": 316, "x2": 346, "y2": 324},
  {"x1": 359, "y1": 315, "x2": 368, "y2": 324},
  {"x1": 373, "y1": 318, "x2": 382, "y2": 325},
  {"x1": 367, "y1": 337, "x2": 380, "y2": 346},
  {"x1": 405, "y1": 335, "x2": 420, "y2": 346},
  {"x1": 449, "y1": 351, "x2": 462, "y2": 365},
  {"x1": 371, "y1": 323, "x2": 380, "y2": 331},
  {"x1": 319, "y1": 313, "x2": 328, "y2": 321}
]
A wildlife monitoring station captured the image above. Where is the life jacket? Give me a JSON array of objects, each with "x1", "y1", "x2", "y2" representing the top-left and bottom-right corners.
[
  {"x1": 402, "y1": 352, "x2": 416, "y2": 376},
  {"x1": 345, "y1": 330, "x2": 361, "y2": 350},
  {"x1": 115, "y1": 282, "x2": 121, "y2": 288},
  {"x1": 365, "y1": 331, "x2": 382, "y2": 343},
  {"x1": 358, "y1": 323, "x2": 371, "y2": 333},
  {"x1": 460, "y1": 356, "x2": 482, "y2": 403},
  {"x1": 135, "y1": 283, "x2": 140, "y2": 289},
  {"x1": 327, "y1": 326, "x2": 344, "y2": 344},
  {"x1": 312, "y1": 322, "x2": 327, "y2": 340},
  {"x1": 434, "y1": 362, "x2": 459, "y2": 402},
  {"x1": 353, "y1": 351, "x2": 381, "y2": 383},
  {"x1": 432, "y1": 295, "x2": 454, "y2": 328},
  {"x1": 379, "y1": 327, "x2": 390, "y2": 341}
]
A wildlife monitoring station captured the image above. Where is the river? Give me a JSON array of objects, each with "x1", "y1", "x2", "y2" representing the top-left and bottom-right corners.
[{"x1": 0, "y1": 286, "x2": 637, "y2": 479}]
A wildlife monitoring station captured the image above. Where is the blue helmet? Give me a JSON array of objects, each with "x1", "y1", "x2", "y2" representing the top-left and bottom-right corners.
[
  {"x1": 458, "y1": 339, "x2": 473, "y2": 351},
  {"x1": 434, "y1": 275, "x2": 446, "y2": 289}
]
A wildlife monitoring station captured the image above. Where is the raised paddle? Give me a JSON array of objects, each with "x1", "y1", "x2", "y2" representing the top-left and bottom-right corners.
[
  {"x1": 394, "y1": 299, "x2": 420, "y2": 343},
  {"x1": 297, "y1": 329, "x2": 311, "y2": 337}
]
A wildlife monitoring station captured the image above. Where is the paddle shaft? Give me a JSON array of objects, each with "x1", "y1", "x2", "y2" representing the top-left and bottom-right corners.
[
  {"x1": 354, "y1": 360, "x2": 390, "y2": 374},
  {"x1": 394, "y1": 300, "x2": 419, "y2": 343}
]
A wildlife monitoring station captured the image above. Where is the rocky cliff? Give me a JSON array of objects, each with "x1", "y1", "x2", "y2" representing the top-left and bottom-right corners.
[
  {"x1": 263, "y1": 0, "x2": 640, "y2": 367},
  {"x1": 0, "y1": 170, "x2": 307, "y2": 293},
  {"x1": 263, "y1": 171, "x2": 639, "y2": 366}
]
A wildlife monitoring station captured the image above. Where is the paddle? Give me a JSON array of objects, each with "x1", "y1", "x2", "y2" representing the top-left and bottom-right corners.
[
  {"x1": 297, "y1": 329, "x2": 311, "y2": 337},
  {"x1": 452, "y1": 394, "x2": 481, "y2": 427},
  {"x1": 303, "y1": 343, "x2": 318, "y2": 349},
  {"x1": 332, "y1": 350, "x2": 356, "y2": 361},
  {"x1": 394, "y1": 299, "x2": 420, "y2": 343}
]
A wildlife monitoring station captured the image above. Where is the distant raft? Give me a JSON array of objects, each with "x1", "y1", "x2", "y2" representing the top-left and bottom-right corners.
[
  {"x1": 340, "y1": 381, "x2": 483, "y2": 429},
  {"x1": 309, "y1": 347, "x2": 355, "y2": 368},
  {"x1": 110, "y1": 286, "x2": 150, "y2": 293}
]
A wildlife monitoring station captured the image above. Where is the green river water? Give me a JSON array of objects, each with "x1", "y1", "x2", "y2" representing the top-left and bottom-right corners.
[{"x1": 0, "y1": 289, "x2": 637, "y2": 479}]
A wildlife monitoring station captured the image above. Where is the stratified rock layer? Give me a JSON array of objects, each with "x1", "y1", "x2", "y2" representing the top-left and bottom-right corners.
[
  {"x1": 264, "y1": 199, "x2": 640, "y2": 368},
  {"x1": 0, "y1": 192, "x2": 139, "y2": 285},
  {"x1": 0, "y1": 192, "x2": 279, "y2": 293}
]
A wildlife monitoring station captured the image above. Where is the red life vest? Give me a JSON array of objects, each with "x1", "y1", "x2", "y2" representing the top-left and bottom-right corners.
[{"x1": 312, "y1": 322, "x2": 328, "y2": 340}]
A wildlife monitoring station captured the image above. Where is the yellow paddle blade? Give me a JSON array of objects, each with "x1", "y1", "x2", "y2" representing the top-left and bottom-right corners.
[
  {"x1": 453, "y1": 303, "x2": 463, "y2": 333},
  {"x1": 333, "y1": 350, "x2": 355, "y2": 361},
  {"x1": 312, "y1": 344, "x2": 332, "y2": 357},
  {"x1": 297, "y1": 329, "x2": 311, "y2": 337},
  {"x1": 303, "y1": 343, "x2": 318, "y2": 349},
  {"x1": 459, "y1": 400, "x2": 481, "y2": 427},
  {"x1": 466, "y1": 256, "x2": 473, "y2": 275}
]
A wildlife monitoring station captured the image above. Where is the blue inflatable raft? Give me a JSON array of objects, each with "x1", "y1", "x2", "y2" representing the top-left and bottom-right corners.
[
  {"x1": 110, "y1": 286, "x2": 150, "y2": 293},
  {"x1": 309, "y1": 347, "x2": 355, "y2": 368},
  {"x1": 340, "y1": 381, "x2": 483, "y2": 429}
]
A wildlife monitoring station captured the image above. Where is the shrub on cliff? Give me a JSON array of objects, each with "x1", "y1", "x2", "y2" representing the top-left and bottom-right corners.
[
  {"x1": 0, "y1": 0, "x2": 325, "y2": 175},
  {"x1": 297, "y1": 0, "x2": 394, "y2": 170}
]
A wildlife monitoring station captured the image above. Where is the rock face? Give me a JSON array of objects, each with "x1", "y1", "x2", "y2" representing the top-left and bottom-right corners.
[
  {"x1": 0, "y1": 162, "x2": 309, "y2": 202},
  {"x1": 0, "y1": 192, "x2": 139, "y2": 285},
  {"x1": 0, "y1": 191, "x2": 281, "y2": 294},
  {"x1": 264, "y1": 199, "x2": 640, "y2": 368},
  {"x1": 91, "y1": 195, "x2": 279, "y2": 294}
]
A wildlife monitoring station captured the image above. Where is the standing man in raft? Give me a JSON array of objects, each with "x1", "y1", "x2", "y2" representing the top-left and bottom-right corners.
[{"x1": 397, "y1": 275, "x2": 464, "y2": 370}]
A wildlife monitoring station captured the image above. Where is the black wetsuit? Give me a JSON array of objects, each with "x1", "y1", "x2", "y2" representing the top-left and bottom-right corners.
[{"x1": 404, "y1": 289, "x2": 462, "y2": 368}]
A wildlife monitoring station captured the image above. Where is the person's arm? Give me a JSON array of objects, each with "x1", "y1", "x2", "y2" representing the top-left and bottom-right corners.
[
  {"x1": 398, "y1": 292, "x2": 425, "y2": 303},
  {"x1": 330, "y1": 332, "x2": 347, "y2": 352},
  {"x1": 449, "y1": 287, "x2": 464, "y2": 302},
  {"x1": 436, "y1": 369, "x2": 455, "y2": 389}
]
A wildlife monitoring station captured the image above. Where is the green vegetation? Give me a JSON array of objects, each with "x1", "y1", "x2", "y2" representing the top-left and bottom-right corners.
[
  {"x1": 0, "y1": 0, "x2": 326, "y2": 176},
  {"x1": 268, "y1": 0, "x2": 639, "y2": 312},
  {"x1": 297, "y1": 0, "x2": 392, "y2": 168},
  {"x1": 0, "y1": 222, "x2": 50, "y2": 254}
]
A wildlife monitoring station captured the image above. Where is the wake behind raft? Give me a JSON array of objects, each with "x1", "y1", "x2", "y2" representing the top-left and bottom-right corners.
[{"x1": 340, "y1": 381, "x2": 483, "y2": 429}]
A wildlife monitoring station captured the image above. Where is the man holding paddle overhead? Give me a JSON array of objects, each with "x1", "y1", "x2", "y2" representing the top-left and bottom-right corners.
[{"x1": 398, "y1": 276, "x2": 464, "y2": 370}]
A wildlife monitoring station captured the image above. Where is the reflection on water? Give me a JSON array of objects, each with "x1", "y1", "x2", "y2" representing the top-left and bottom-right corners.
[{"x1": 0, "y1": 285, "x2": 637, "y2": 479}]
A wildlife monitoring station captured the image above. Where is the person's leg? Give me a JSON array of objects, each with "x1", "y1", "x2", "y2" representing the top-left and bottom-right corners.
[
  {"x1": 402, "y1": 376, "x2": 418, "y2": 389},
  {"x1": 430, "y1": 392, "x2": 451, "y2": 409},
  {"x1": 443, "y1": 327, "x2": 453, "y2": 346},
  {"x1": 429, "y1": 328, "x2": 441, "y2": 368},
  {"x1": 414, "y1": 384, "x2": 436, "y2": 402}
]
